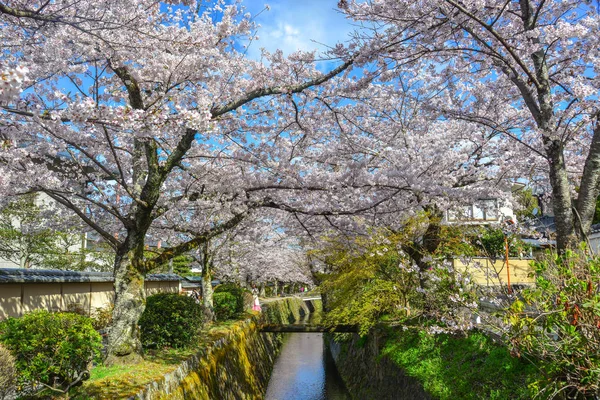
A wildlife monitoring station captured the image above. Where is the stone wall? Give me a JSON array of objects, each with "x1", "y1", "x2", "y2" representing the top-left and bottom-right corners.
[
  {"x1": 134, "y1": 297, "x2": 316, "y2": 400},
  {"x1": 328, "y1": 331, "x2": 431, "y2": 400}
]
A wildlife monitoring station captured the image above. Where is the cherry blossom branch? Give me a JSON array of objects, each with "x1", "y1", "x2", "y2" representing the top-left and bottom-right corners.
[
  {"x1": 146, "y1": 210, "x2": 249, "y2": 269},
  {"x1": 443, "y1": 0, "x2": 540, "y2": 89},
  {"x1": 41, "y1": 190, "x2": 120, "y2": 248},
  {"x1": 210, "y1": 59, "x2": 353, "y2": 117}
]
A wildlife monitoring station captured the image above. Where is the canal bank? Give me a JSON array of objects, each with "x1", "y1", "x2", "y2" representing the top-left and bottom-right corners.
[
  {"x1": 132, "y1": 297, "x2": 321, "y2": 400},
  {"x1": 327, "y1": 330, "x2": 431, "y2": 400},
  {"x1": 327, "y1": 327, "x2": 543, "y2": 400}
]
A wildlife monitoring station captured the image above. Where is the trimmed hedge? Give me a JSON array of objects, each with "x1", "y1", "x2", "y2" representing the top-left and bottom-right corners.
[
  {"x1": 0, "y1": 310, "x2": 101, "y2": 395},
  {"x1": 213, "y1": 292, "x2": 238, "y2": 321},
  {"x1": 140, "y1": 292, "x2": 204, "y2": 349},
  {"x1": 214, "y1": 283, "x2": 246, "y2": 314}
]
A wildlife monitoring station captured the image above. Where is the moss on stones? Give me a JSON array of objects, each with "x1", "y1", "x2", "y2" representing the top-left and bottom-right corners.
[{"x1": 133, "y1": 297, "x2": 317, "y2": 399}]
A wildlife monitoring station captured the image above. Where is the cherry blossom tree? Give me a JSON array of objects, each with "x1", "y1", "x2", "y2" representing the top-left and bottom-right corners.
[
  {"x1": 283, "y1": 79, "x2": 524, "y2": 277},
  {"x1": 0, "y1": 64, "x2": 27, "y2": 105},
  {"x1": 214, "y1": 216, "x2": 313, "y2": 291},
  {"x1": 0, "y1": 0, "x2": 354, "y2": 364},
  {"x1": 339, "y1": 0, "x2": 600, "y2": 252}
]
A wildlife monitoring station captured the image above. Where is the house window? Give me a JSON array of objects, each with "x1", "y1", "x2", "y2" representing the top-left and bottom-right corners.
[
  {"x1": 476, "y1": 199, "x2": 498, "y2": 221},
  {"x1": 447, "y1": 199, "x2": 498, "y2": 222}
]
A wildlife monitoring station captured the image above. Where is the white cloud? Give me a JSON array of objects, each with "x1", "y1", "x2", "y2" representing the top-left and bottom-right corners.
[{"x1": 242, "y1": 0, "x2": 353, "y2": 60}]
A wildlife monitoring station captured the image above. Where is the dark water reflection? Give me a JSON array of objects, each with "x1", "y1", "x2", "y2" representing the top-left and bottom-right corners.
[{"x1": 265, "y1": 332, "x2": 350, "y2": 400}]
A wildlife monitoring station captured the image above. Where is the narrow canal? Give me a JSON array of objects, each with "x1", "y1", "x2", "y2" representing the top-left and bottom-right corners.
[{"x1": 265, "y1": 331, "x2": 350, "y2": 400}]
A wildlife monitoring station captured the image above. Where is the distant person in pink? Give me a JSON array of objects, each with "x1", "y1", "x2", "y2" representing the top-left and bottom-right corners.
[{"x1": 252, "y1": 284, "x2": 261, "y2": 312}]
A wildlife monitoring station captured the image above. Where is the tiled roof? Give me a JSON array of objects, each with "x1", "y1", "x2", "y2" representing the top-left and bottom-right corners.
[
  {"x1": 0, "y1": 268, "x2": 180, "y2": 283},
  {"x1": 525, "y1": 215, "x2": 556, "y2": 233},
  {"x1": 145, "y1": 273, "x2": 181, "y2": 282},
  {"x1": 181, "y1": 276, "x2": 220, "y2": 287}
]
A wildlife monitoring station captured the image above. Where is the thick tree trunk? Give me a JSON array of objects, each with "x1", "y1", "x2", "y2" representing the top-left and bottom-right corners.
[
  {"x1": 575, "y1": 119, "x2": 600, "y2": 241},
  {"x1": 201, "y1": 267, "x2": 214, "y2": 310},
  {"x1": 402, "y1": 208, "x2": 444, "y2": 310},
  {"x1": 546, "y1": 139, "x2": 577, "y2": 253},
  {"x1": 105, "y1": 246, "x2": 146, "y2": 365},
  {"x1": 259, "y1": 282, "x2": 266, "y2": 297}
]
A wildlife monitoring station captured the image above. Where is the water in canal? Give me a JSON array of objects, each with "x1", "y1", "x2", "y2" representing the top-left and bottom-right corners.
[{"x1": 265, "y1": 331, "x2": 350, "y2": 400}]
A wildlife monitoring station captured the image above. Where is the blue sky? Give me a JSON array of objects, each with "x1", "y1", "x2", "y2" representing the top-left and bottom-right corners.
[{"x1": 241, "y1": 1, "x2": 354, "y2": 59}]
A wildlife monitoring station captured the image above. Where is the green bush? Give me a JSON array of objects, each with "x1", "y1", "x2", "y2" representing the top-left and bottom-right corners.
[
  {"x1": 0, "y1": 310, "x2": 101, "y2": 395},
  {"x1": 91, "y1": 303, "x2": 113, "y2": 330},
  {"x1": 140, "y1": 293, "x2": 203, "y2": 349},
  {"x1": 0, "y1": 343, "x2": 16, "y2": 400},
  {"x1": 213, "y1": 292, "x2": 238, "y2": 321},
  {"x1": 214, "y1": 283, "x2": 246, "y2": 313},
  {"x1": 505, "y1": 250, "x2": 600, "y2": 397}
]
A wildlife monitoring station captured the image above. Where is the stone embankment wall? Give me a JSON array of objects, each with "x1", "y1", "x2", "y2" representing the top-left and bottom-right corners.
[
  {"x1": 328, "y1": 331, "x2": 431, "y2": 400},
  {"x1": 134, "y1": 297, "x2": 319, "y2": 400}
]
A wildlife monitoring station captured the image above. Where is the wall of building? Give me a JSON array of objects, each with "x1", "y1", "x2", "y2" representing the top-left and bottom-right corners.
[
  {"x1": 0, "y1": 280, "x2": 179, "y2": 319},
  {"x1": 453, "y1": 257, "x2": 535, "y2": 286}
]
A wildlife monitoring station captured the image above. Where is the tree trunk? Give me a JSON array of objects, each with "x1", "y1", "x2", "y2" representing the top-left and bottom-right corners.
[
  {"x1": 402, "y1": 208, "x2": 444, "y2": 311},
  {"x1": 20, "y1": 253, "x2": 30, "y2": 269},
  {"x1": 201, "y1": 267, "x2": 214, "y2": 309},
  {"x1": 546, "y1": 139, "x2": 577, "y2": 253},
  {"x1": 259, "y1": 282, "x2": 266, "y2": 297},
  {"x1": 199, "y1": 241, "x2": 214, "y2": 321},
  {"x1": 575, "y1": 118, "x2": 600, "y2": 242},
  {"x1": 105, "y1": 246, "x2": 146, "y2": 365}
]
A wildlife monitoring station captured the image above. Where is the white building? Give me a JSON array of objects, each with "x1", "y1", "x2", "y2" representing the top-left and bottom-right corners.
[
  {"x1": 445, "y1": 198, "x2": 516, "y2": 225},
  {"x1": 0, "y1": 193, "x2": 90, "y2": 269},
  {"x1": 443, "y1": 183, "x2": 525, "y2": 226}
]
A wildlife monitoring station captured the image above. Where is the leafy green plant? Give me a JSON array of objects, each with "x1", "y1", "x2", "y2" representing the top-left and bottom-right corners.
[
  {"x1": 214, "y1": 283, "x2": 246, "y2": 313},
  {"x1": 505, "y1": 250, "x2": 600, "y2": 398},
  {"x1": 213, "y1": 292, "x2": 238, "y2": 321},
  {"x1": 0, "y1": 194, "x2": 114, "y2": 271},
  {"x1": 0, "y1": 343, "x2": 16, "y2": 400},
  {"x1": 317, "y1": 229, "x2": 477, "y2": 335},
  {"x1": 139, "y1": 293, "x2": 203, "y2": 349},
  {"x1": 91, "y1": 303, "x2": 114, "y2": 331},
  {"x1": 514, "y1": 188, "x2": 540, "y2": 221},
  {"x1": 471, "y1": 226, "x2": 532, "y2": 262},
  {"x1": 0, "y1": 310, "x2": 101, "y2": 396}
]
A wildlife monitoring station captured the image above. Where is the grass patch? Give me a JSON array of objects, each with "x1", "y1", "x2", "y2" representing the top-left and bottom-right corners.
[
  {"x1": 70, "y1": 316, "x2": 255, "y2": 399},
  {"x1": 382, "y1": 328, "x2": 543, "y2": 400}
]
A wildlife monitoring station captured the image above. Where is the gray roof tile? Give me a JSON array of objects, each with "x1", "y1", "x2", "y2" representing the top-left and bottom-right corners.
[{"x1": 0, "y1": 268, "x2": 180, "y2": 283}]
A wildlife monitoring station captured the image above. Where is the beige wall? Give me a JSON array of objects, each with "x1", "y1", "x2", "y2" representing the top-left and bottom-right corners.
[
  {"x1": 63, "y1": 282, "x2": 92, "y2": 314},
  {"x1": 454, "y1": 257, "x2": 535, "y2": 286},
  {"x1": 91, "y1": 282, "x2": 114, "y2": 311},
  {"x1": 23, "y1": 283, "x2": 63, "y2": 313},
  {"x1": 0, "y1": 283, "x2": 21, "y2": 320},
  {"x1": 0, "y1": 279, "x2": 180, "y2": 319},
  {"x1": 145, "y1": 280, "x2": 180, "y2": 295}
]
